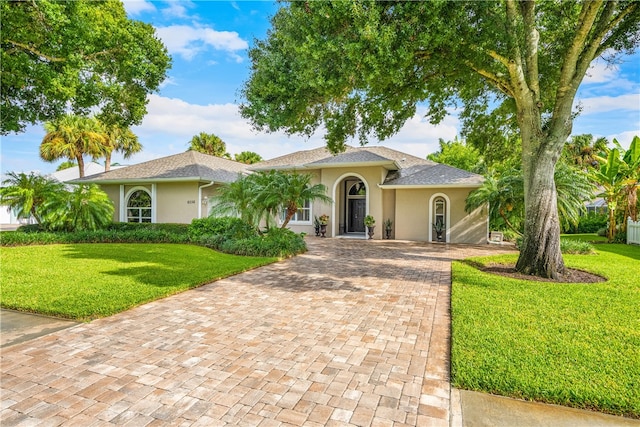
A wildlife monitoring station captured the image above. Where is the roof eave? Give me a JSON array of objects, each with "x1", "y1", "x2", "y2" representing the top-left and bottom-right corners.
[
  {"x1": 304, "y1": 160, "x2": 397, "y2": 169},
  {"x1": 378, "y1": 183, "x2": 484, "y2": 189},
  {"x1": 69, "y1": 177, "x2": 226, "y2": 185}
]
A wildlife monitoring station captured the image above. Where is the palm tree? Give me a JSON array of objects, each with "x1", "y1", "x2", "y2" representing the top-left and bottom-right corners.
[
  {"x1": 554, "y1": 162, "x2": 596, "y2": 232},
  {"x1": 188, "y1": 132, "x2": 229, "y2": 158},
  {"x1": 234, "y1": 151, "x2": 263, "y2": 164},
  {"x1": 562, "y1": 134, "x2": 608, "y2": 171},
  {"x1": 465, "y1": 166, "x2": 524, "y2": 235},
  {"x1": 210, "y1": 174, "x2": 262, "y2": 228},
  {"x1": 42, "y1": 184, "x2": 114, "y2": 231},
  {"x1": 466, "y1": 162, "x2": 594, "y2": 235},
  {"x1": 0, "y1": 172, "x2": 64, "y2": 225},
  {"x1": 257, "y1": 171, "x2": 333, "y2": 229},
  {"x1": 99, "y1": 122, "x2": 142, "y2": 172},
  {"x1": 40, "y1": 114, "x2": 106, "y2": 178}
]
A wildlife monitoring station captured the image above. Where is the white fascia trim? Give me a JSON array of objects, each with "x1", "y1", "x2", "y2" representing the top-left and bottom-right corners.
[
  {"x1": 378, "y1": 183, "x2": 483, "y2": 189},
  {"x1": 74, "y1": 177, "x2": 222, "y2": 184},
  {"x1": 304, "y1": 160, "x2": 397, "y2": 169}
]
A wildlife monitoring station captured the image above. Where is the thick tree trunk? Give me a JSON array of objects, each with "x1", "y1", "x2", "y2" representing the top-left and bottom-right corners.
[
  {"x1": 515, "y1": 152, "x2": 565, "y2": 278},
  {"x1": 515, "y1": 104, "x2": 566, "y2": 279}
]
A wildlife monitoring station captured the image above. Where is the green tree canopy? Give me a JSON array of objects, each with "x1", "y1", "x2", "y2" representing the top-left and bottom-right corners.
[
  {"x1": 241, "y1": 1, "x2": 640, "y2": 278},
  {"x1": 427, "y1": 138, "x2": 484, "y2": 173},
  {"x1": 1, "y1": 0, "x2": 171, "y2": 134},
  {"x1": 188, "y1": 132, "x2": 230, "y2": 158},
  {"x1": 234, "y1": 151, "x2": 263, "y2": 165}
]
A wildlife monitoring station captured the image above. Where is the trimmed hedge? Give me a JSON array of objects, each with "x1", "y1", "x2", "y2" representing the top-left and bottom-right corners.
[{"x1": 3, "y1": 218, "x2": 307, "y2": 259}]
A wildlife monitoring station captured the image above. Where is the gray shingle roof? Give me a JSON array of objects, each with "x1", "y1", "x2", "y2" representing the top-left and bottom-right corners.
[
  {"x1": 250, "y1": 145, "x2": 433, "y2": 171},
  {"x1": 383, "y1": 163, "x2": 484, "y2": 187},
  {"x1": 72, "y1": 151, "x2": 248, "y2": 184}
]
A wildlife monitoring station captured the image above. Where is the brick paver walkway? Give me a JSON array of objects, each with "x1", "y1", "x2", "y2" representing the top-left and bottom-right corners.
[{"x1": 1, "y1": 238, "x2": 513, "y2": 426}]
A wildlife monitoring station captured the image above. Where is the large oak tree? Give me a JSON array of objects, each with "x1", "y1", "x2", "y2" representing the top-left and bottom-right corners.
[
  {"x1": 241, "y1": 0, "x2": 640, "y2": 278},
  {"x1": 1, "y1": 0, "x2": 171, "y2": 134}
]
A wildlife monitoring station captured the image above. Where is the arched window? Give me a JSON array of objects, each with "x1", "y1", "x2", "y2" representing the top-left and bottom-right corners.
[
  {"x1": 348, "y1": 181, "x2": 367, "y2": 196},
  {"x1": 127, "y1": 189, "x2": 152, "y2": 223}
]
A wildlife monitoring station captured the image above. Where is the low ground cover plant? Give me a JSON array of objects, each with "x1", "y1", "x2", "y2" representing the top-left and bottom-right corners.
[
  {"x1": 451, "y1": 243, "x2": 640, "y2": 417},
  {"x1": 0, "y1": 244, "x2": 275, "y2": 321}
]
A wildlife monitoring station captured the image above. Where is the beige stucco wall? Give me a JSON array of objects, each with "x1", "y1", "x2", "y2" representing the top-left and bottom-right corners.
[
  {"x1": 99, "y1": 185, "x2": 121, "y2": 222},
  {"x1": 155, "y1": 182, "x2": 199, "y2": 223},
  {"x1": 99, "y1": 181, "x2": 219, "y2": 224},
  {"x1": 395, "y1": 187, "x2": 488, "y2": 244}
]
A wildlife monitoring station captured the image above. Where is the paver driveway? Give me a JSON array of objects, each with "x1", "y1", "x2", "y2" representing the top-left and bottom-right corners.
[{"x1": 1, "y1": 238, "x2": 513, "y2": 426}]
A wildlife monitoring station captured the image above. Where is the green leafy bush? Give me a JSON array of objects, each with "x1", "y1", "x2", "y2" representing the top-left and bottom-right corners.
[
  {"x1": 188, "y1": 216, "x2": 256, "y2": 240},
  {"x1": 195, "y1": 226, "x2": 306, "y2": 258},
  {"x1": 597, "y1": 226, "x2": 608, "y2": 237},
  {"x1": 575, "y1": 213, "x2": 608, "y2": 233},
  {"x1": 107, "y1": 222, "x2": 190, "y2": 235},
  {"x1": 0, "y1": 228, "x2": 190, "y2": 246},
  {"x1": 613, "y1": 231, "x2": 627, "y2": 244}
]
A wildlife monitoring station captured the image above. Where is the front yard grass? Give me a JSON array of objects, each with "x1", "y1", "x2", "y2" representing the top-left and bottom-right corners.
[
  {"x1": 451, "y1": 243, "x2": 640, "y2": 418},
  {"x1": 0, "y1": 243, "x2": 276, "y2": 321},
  {"x1": 561, "y1": 233, "x2": 608, "y2": 243}
]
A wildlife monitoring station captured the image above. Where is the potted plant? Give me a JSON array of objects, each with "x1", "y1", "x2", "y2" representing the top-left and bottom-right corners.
[
  {"x1": 433, "y1": 220, "x2": 445, "y2": 242},
  {"x1": 318, "y1": 214, "x2": 329, "y2": 237},
  {"x1": 384, "y1": 218, "x2": 393, "y2": 239},
  {"x1": 364, "y1": 215, "x2": 375, "y2": 239},
  {"x1": 314, "y1": 216, "x2": 321, "y2": 237}
]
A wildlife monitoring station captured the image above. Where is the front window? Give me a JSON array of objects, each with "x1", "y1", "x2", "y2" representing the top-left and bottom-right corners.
[
  {"x1": 281, "y1": 200, "x2": 311, "y2": 223},
  {"x1": 127, "y1": 189, "x2": 152, "y2": 223}
]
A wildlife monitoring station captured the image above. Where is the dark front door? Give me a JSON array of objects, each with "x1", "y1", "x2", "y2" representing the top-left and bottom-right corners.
[{"x1": 348, "y1": 199, "x2": 366, "y2": 232}]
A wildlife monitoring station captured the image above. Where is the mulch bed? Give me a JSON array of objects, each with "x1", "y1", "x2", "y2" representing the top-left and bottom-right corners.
[{"x1": 480, "y1": 263, "x2": 607, "y2": 283}]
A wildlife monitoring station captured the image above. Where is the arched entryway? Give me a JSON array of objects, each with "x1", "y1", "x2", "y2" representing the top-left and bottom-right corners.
[{"x1": 332, "y1": 174, "x2": 369, "y2": 237}]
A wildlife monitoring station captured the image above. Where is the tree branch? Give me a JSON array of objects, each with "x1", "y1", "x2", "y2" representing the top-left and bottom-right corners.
[
  {"x1": 520, "y1": 1, "x2": 540, "y2": 101},
  {"x1": 465, "y1": 62, "x2": 515, "y2": 97},
  {"x1": 4, "y1": 40, "x2": 66, "y2": 62},
  {"x1": 593, "y1": 2, "x2": 638, "y2": 58}
]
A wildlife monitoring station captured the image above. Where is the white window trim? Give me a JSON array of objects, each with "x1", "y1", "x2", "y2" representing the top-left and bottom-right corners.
[
  {"x1": 281, "y1": 200, "x2": 313, "y2": 225},
  {"x1": 428, "y1": 193, "x2": 451, "y2": 243},
  {"x1": 124, "y1": 186, "x2": 154, "y2": 223}
]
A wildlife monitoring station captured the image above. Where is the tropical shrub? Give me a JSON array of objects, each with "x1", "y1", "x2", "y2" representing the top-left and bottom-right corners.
[
  {"x1": 41, "y1": 184, "x2": 114, "y2": 231},
  {"x1": 188, "y1": 217, "x2": 257, "y2": 240},
  {"x1": 575, "y1": 212, "x2": 608, "y2": 233},
  {"x1": 559, "y1": 239, "x2": 594, "y2": 255}
]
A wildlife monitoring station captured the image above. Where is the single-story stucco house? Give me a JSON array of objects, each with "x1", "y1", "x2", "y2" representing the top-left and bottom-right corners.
[{"x1": 75, "y1": 145, "x2": 488, "y2": 244}]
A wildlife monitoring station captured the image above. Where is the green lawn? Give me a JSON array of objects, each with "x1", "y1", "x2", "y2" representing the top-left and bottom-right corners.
[
  {"x1": 561, "y1": 233, "x2": 608, "y2": 243},
  {"x1": 0, "y1": 244, "x2": 276, "y2": 321},
  {"x1": 451, "y1": 243, "x2": 640, "y2": 418}
]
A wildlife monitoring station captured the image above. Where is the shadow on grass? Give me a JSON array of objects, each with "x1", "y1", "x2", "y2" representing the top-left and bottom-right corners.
[
  {"x1": 593, "y1": 243, "x2": 640, "y2": 261},
  {"x1": 61, "y1": 243, "x2": 274, "y2": 288}
]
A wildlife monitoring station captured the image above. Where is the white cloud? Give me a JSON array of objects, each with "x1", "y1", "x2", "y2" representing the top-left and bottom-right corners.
[
  {"x1": 125, "y1": 95, "x2": 457, "y2": 164},
  {"x1": 158, "y1": 76, "x2": 178, "y2": 89},
  {"x1": 155, "y1": 25, "x2": 248, "y2": 61},
  {"x1": 583, "y1": 60, "x2": 619, "y2": 84},
  {"x1": 122, "y1": 0, "x2": 156, "y2": 16},
  {"x1": 161, "y1": 1, "x2": 193, "y2": 19},
  {"x1": 576, "y1": 93, "x2": 640, "y2": 115}
]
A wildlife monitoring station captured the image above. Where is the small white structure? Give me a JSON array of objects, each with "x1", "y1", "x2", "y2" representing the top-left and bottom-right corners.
[{"x1": 628, "y1": 217, "x2": 640, "y2": 245}]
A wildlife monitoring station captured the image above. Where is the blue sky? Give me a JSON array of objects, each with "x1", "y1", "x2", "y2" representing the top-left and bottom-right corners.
[{"x1": 2, "y1": 0, "x2": 639, "y2": 175}]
